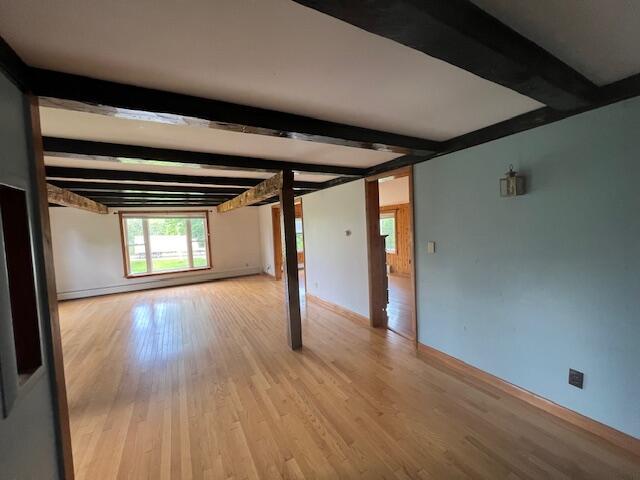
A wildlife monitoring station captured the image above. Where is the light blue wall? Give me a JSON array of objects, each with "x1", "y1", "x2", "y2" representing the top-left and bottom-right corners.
[{"x1": 414, "y1": 96, "x2": 640, "y2": 439}]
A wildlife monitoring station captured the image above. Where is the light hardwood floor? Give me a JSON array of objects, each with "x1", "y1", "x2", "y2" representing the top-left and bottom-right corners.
[
  {"x1": 387, "y1": 274, "x2": 414, "y2": 340},
  {"x1": 59, "y1": 275, "x2": 640, "y2": 479}
]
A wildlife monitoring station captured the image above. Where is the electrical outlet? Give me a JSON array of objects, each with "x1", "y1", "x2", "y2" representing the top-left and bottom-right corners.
[{"x1": 569, "y1": 369, "x2": 584, "y2": 389}]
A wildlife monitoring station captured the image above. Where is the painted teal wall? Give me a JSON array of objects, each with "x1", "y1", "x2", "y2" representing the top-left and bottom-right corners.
[{"x1": 414, "y1": 97, "x2": 640, "y2": 439}]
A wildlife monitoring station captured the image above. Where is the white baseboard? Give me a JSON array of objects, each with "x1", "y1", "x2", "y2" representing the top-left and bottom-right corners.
[{"x1": 57, "y1": 267, "x2": 261, "y2": 300}]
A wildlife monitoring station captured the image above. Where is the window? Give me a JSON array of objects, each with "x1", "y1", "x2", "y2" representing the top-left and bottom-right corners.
[
  {"x1": 295, "y1": 218, "x2": 304, "y2": 253},
  {"x1": 120, "y1": 212, "x2": 210, "y2": 277},
  {"x1": 379, "y1": 212, "x2": 396, "y2": 253}
]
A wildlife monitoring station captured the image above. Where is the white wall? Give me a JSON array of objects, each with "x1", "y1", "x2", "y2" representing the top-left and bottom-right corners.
[
  {"x1": 50, "y1": 206, "x2": 262, "y2": 299},
  {"x1": 378, "y1": 176, "x2": 409, "y2": 206},
  {"x1": 303, "y1": 180, "x2": 369, "y2": 318},
  {"x1": 258, "y1": 205, "x2": 275, "y2": 275}
]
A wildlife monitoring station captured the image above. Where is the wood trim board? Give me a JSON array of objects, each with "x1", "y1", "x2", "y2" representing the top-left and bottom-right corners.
[
  {"x1": 271, "y1": 206, "x2": 283, "y2": 281},
  {"x1": 379, "y1": 203, "x2": 410, "y2": 276},
  {"x1": 27, "y1": 95, "x2": 75, "y2": 479},
  {"x1": 417, "y1": 342, "x2": 640, "y2": 458},
  {"x1": 306, "y1": 294, "x2": 369, "y2": 327},
  {"x1": 364, "y1": 179, "x2": 387, "y2": 328}
]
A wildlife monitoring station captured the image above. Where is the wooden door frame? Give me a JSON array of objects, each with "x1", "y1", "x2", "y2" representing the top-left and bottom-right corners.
[
  {"x1": 271, "y1": 205, "x2": 283, "y2": 280},
  {"x1": 296, "y1": 199, "x2": 308, "y2": 295},
  {"x1": 28, "y1": 96, "x2": 75, "y2": 478},
  {"x1": 272, "y1": 201, "x2": 307, "y2": 289},
  {"x1": 365, "y1": 166, "x2": 418, "y2": 343}
]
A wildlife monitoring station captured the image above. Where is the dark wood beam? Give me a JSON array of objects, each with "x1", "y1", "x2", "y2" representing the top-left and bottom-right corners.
[
  {"x1": 46, "y1": 183, "x2": 108, "y2": 214},
  {"x1": 77, "y1": 191, "x2": 231, "y2": 199},
  {"x1": 0, "y1": 36, "x2": 29, "y2": 91},
  {"x1": 103, "y1": 203, "x2": 217, "y2": 208},
  {"x1": 101, "y1": 201, "x2": 219, "y2": 205},
  {"x1": 45, "y1": 166, "x2": 320, "y2": 190},
  {"x1": 48, "y1": 181, "x2": 252, "y2": 195},
  {"x1": 294, "y1": 0, "x2": 599, "y2": 111},
  {"x1": 31, "y1": 68, "x2": 440, "y2": 155},
  {"x1": 97, "y1": 200, "x2": 274, "y2": 207},
  {"x1": 279, "y1": 170, "x2": 303, "y2": 350},
  {"x1": 217, "y1": 173, "x2": 283, "y2": 213},
  {"x1": 87, "y1": 196, "x2": 230, "y2": 203},
  {"x1": 43, "y1": 137, "x2": 366, "y2": 177}
]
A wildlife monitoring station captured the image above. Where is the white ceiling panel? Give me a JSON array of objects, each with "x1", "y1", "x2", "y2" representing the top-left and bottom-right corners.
[
  {"x1": 471, "y1": 0, "x2": 640, "y2": 85},
  {"x1": 2, "y1": 0, "x2": 541, "y2": 141},
  {"x1": 44, "y1": 155, "x2": 338, "y2": 183},
  {"x1": 39, "y1": 107, "x2": 398, "y2": 169}
]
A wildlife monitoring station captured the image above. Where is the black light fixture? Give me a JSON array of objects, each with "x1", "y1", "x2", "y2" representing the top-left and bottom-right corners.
[{"x1": 500, "y1": 165, "x2": 525, "y2": 197}]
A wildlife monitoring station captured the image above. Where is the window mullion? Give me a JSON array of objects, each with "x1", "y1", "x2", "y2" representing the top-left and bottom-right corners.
[
  {"x1": 186, "y1": 218, "x2": 194, "y2": 268},
  {"x1": 143, "y1": 218, "x2": 152, "y2": 273}
]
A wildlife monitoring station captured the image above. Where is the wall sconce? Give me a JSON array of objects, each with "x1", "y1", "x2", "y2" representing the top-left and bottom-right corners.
[{"x1": 500, "y1": 165, "x2": 525, "y2": 197}]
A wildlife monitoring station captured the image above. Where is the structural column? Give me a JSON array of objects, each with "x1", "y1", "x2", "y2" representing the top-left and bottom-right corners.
[
  {"x1": 279, "y1": 170, "x2": 302, "y2": 349},
  {"x1": 365, "y1": 179, "x2": 388, "y2": 328}
]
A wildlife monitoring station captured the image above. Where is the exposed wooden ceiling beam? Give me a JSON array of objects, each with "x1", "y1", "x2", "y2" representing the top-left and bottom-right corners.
[
  {"x1": 45, "y1": 166, "x2": 320, "y2": 190},
  {"x1": 99, "y1": 200, "x2": 275, "y2": 208},
  {"x1": 47, "y1": 181, "x2": 251, "y2": 195},
  {"x1": 87, "y1": 195, "x2": 230, "y2": 202},
  {"x1": 43, "y1": 137, "x2": 366, "y2": 177},
  {"x1": 31, "y1": 69, "x2": 441, "y2": 156},
  {"x1": 74, "y1": 191, "x2": 232, "y2": 199},
  {"x1": 217, "y1": 172, "x2": 283, "y2": 213},
  {"x1": 46, "y1": 183, "x2": 108, "y2": 214},
  {"x1": 293, "y1": 0, "x2": 599, "y2": 111}
]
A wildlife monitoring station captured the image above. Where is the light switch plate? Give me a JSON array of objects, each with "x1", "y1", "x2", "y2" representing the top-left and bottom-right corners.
[{"x1": 427, "y1": 241, "x2": 436, "y2": 254}]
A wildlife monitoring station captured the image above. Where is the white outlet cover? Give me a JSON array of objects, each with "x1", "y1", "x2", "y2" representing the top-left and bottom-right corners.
[{"x1": 427, "y1": 241, "x2": 436, "y2": 254}]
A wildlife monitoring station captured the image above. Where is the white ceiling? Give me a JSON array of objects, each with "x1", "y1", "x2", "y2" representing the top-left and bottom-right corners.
[
  {"x1": 44, "y1": 155, "x2": 338, "y2": 183},
  {"x1": 471, "y1": 0, "x2": 640, "y2": 85},
  {"x1": 2, "y1": 0, "x2": 636, "y2": 183},
  {"x1": 39, "y1": 107, "x2": 397, "y2": 170},
  {"x1": 1, "y1": 0, "x2": 541, "y2": 142}
]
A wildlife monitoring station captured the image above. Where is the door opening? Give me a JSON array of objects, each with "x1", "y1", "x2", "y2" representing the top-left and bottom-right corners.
[
  {"x1": 365, "y1": 168, "x2": 417, "y2": 341},
  {"x1": 272, "y1": 201, "x2": 307, "y2": 298}
]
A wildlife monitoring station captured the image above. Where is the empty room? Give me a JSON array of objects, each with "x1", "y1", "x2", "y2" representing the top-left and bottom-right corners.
[{"x1": 0, "y1": 1, "x2": 639, "y2": 479}]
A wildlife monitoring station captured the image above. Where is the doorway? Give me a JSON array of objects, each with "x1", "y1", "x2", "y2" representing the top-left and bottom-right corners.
[
  {"x1": 271, "y1": 201, "x2": 306, "y2": 298},
  {"x1": 365, "y1": 168, "x2": 417, "y2": 340}
]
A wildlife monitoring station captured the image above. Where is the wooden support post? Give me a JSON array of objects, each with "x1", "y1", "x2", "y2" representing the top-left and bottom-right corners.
[
  {"x1": 46, "y1": 183, "x2": 108, "y2": 214},
  {"x1": 365, "y1": 179, "x2": 388, "y2": 328},
  {"x1": 279, "y1": 170, "x2": 302, "y2": 350}
]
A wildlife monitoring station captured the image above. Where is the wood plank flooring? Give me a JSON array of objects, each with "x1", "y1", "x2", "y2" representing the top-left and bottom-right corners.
[
  {"x1": 386, "y1": 274, "x2": 414, "y2": 340},
  {"x1": 58, "y1": 275, "x2": 640, "y2": 479}
]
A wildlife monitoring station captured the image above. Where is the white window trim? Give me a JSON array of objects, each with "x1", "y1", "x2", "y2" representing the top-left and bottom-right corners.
[
  {"x1": 379, "y1": 211, "x2": 397, "y2": 254},
  {"x1": 120, "y1": 211, "x2": 211, "y2": 278}
]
